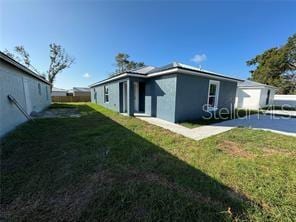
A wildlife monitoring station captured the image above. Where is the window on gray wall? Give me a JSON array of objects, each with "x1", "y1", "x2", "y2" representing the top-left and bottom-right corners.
[
  {"x1": 93, "y1": 88, "x2": 97, "y2": 101},
  {"x1": 104, "y1": 86, "x2": 109, "y2": 103},
  {"x1": 38, "y1": 83, "x2": 41, "y2": 95}
]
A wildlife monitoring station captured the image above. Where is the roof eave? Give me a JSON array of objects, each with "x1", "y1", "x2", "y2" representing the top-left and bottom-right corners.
[
  {"x1": 0, "y1": 52, "x2": 51, "y2": 85},
  {"x1": 90, "y1": 66, "x2": 242, "y2": 88}
]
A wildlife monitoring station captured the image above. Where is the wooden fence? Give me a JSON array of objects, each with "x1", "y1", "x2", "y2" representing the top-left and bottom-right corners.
[{"x1": 51, "y1": 96, "x2": 91, "y2": 102}]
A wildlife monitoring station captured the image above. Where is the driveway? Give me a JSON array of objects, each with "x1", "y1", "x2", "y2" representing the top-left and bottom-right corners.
[
  {"x1": 213, "y1": 114, "x2": 296, "y2": 137},
  {"x1": 263, "y1": 110, "x2": 296, "y2": 117},
  {"x1": 138, "y1": 114, "x2": 296, "y2": 142}
]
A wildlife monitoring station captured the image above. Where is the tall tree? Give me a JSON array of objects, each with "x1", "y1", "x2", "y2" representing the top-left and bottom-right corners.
[
  {"x1": 247, "y1": 33, "x2": 296, "y2": 94},
  {"x1": 113, "y1": 53, "x2": 145, "y2": 76},
  {"x1": 47, "y1": 43, "x2": 75, "y2": 86},
  {"x1": 4, "y1": 44, "x2": 74, "y2": 89}
]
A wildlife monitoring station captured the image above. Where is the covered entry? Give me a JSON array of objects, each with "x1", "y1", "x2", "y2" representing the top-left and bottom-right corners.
[
  {"x1": 133, "y1": 81, "x2": 145, "y2": 113},
  {"x1": 119, "y1": 81, "x2": 128, "y2": 113}
]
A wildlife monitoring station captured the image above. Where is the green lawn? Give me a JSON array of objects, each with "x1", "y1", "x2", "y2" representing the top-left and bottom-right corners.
[
  {"x1": 1, "y1": 103, "x2": 295, "y2": 221},
  {"x1": 179, "y1": 109, "x2": 262, "y2": 128}
]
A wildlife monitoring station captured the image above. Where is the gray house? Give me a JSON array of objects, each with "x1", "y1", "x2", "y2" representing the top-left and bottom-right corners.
[
  {"x1": 90, "y1": 62, "x2": 241, "y2": 123},
  {"x1": 0, "y1": 52, "x2": 51, "y2": 137}
]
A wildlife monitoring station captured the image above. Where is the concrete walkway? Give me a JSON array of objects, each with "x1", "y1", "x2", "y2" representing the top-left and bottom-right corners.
[{"x1": 137, "y1": 117, "x2": 234, "y2": 141}]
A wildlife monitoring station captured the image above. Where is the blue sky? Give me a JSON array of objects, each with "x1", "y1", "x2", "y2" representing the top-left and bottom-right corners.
[{"x1": 1, "y1": 0, "x2": 295, "y2": 89}]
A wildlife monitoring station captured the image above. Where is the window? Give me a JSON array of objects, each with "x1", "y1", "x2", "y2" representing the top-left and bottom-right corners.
[
  {"x1": 104, "y1": 86, "x2": 109, "y2": 103},
  {"x1": 207, "y1": 80, "x2": 220, "y2": 111},
  {"x1": 93, "y1": 88, "x2": 97, "y2": 102},
  {"x1": 38, "y1": 83, "x2": 41, "y2": 95}
]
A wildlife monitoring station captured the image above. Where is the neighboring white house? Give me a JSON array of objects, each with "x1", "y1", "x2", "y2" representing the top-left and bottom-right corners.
[
  {"x1": 72, "y1": 87, "x2": 91, "y2": 97},
  {"x1": 51, "y1": 87, "x2": 68, "y2": 96},
  {"x1": 235, "y1": 80, "x2": 276, "y2": 109},
  {"x1": 0, "y1": 51, "x2": 51, "y2": 137}
]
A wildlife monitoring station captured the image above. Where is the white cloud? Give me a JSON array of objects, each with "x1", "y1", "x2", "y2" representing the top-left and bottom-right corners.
[
  {"x1": 191, "y1": 54, "x2": 207, "y2": 64},
  {"x1": 83, "y1": 73, "x2": 91, "y2": 78}
]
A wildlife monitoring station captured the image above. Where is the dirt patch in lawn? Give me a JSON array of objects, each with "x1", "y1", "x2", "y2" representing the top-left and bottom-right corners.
[
  {"x1": 32, "y1": 108, "x2": 81, "y2": 118},
  {"x1": 218, "y1": 141, "x2": 254, "y2": 159}
]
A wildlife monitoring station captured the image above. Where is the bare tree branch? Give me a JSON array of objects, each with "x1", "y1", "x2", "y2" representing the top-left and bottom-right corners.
[{"x1": 47, "y1": 43, "x2": 75, "y2": 87}]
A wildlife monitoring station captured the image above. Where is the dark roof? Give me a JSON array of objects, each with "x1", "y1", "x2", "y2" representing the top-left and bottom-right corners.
[
  {"x1": 0, "y1": 51, "x2": 51, "y2": 85},
  {"x1": 147, "y1": 62, "x2": 241, "y2": 81},
  {"x1": 90, "y1": 62, "x2": 242, "y2": 87}
]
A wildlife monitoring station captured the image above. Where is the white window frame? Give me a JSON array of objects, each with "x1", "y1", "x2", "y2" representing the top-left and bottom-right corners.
[
  {"x1": 104, "y1": 85, "x2": 109, "y2": 103},
  {"x1": 207, "y1": 80, "x2": 220, "y2": 111}
]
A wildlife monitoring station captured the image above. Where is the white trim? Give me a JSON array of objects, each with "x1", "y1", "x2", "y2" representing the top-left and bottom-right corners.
[
  {"x1": 89, "y1": 67, "x2": 241, "y2": 88},
  {"x1": 104, "y1": 85, "x2": 109, "y2": 103},
  {"x1": 207, "y1": 80, "x2": 220, "y2": 111},
  {"x1": 238, "y1": 86, "x2": 277, "y2": 90}
]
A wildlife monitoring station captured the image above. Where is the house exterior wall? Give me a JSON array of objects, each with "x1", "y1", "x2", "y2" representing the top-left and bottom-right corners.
[
  {"x1": 90, "y1": 75, "x2": 178, "y2": 122},
  {"x1": 90, "y1": 73, "x2": 237, "y2": 123},
  {"x1": 145, "y1": 75, "x2": 177, "y2": 122},
  {"x1": 91, "y1": 77, "x2": 132, "y2": 113},
  {"x1": 175, "y1": 74, "x2": 237, "y2": 122},
  {"x1": 91, "y1": 79, "x2": 120, "y2": 112},
  {"x1": 0, "y1": 60, "x2": 51, "y2": 137},
  {"x1": 52, "y1": 91, "x2": 67, "y2": 96},
  {"x1": 73, "y1": 91, "x2": 91, "y2": 97},
  {"x1": 235, "y1": 88, "x2": 261, "y2": 109},
  {"x1": 259, "y1": 87, "x2": 275, "y2": 108},
  {"x1": 235, "y1": 87, "x2": 275, "y2": 109}
]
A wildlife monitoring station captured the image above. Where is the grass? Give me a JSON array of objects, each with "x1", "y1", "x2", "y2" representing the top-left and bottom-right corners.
[
  {"x1": 1, "y1": 103, "x2": 295, "y2": 221},
  {"x1": 179, "y1": 109, "x2": 262, "y2": 128}
]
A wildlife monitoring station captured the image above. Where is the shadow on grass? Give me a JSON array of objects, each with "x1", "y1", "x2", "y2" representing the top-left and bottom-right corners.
[{"x1": 1, "y1": 103, "x2": 257, "y2": 221}]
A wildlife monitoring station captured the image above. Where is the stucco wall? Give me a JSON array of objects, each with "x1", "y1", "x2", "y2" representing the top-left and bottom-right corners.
[
  {"x1": 91, "y1": 78, "x2": 131, "y2": 113},
  {"x1": 145, "y1": 75, "x2": 177, "y2": 122},
  {"x1": 175, "y1": 74, "x2": 237, "y2": 122},
  {"x1": 0, "y1": 60, "x2": 51, "y2": 137},
  {"x1": 90, "y1": 73, "x2": 237, "y2": 123},
  {"x1": 218, "y1": 80, "x2": 237, "y2": 110},
  {"x1": 235, "y1": 87, "x2": 275, "y2": 109},
  {"x1": 259, "y1": 87, "x2": 275, "y2": 108},
  {"x1": 91, "y1": 75, "x2": 177, "y2": 122},
  {"x1": 175, "y1": 74, "x2": 208, "y2": 122}
]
